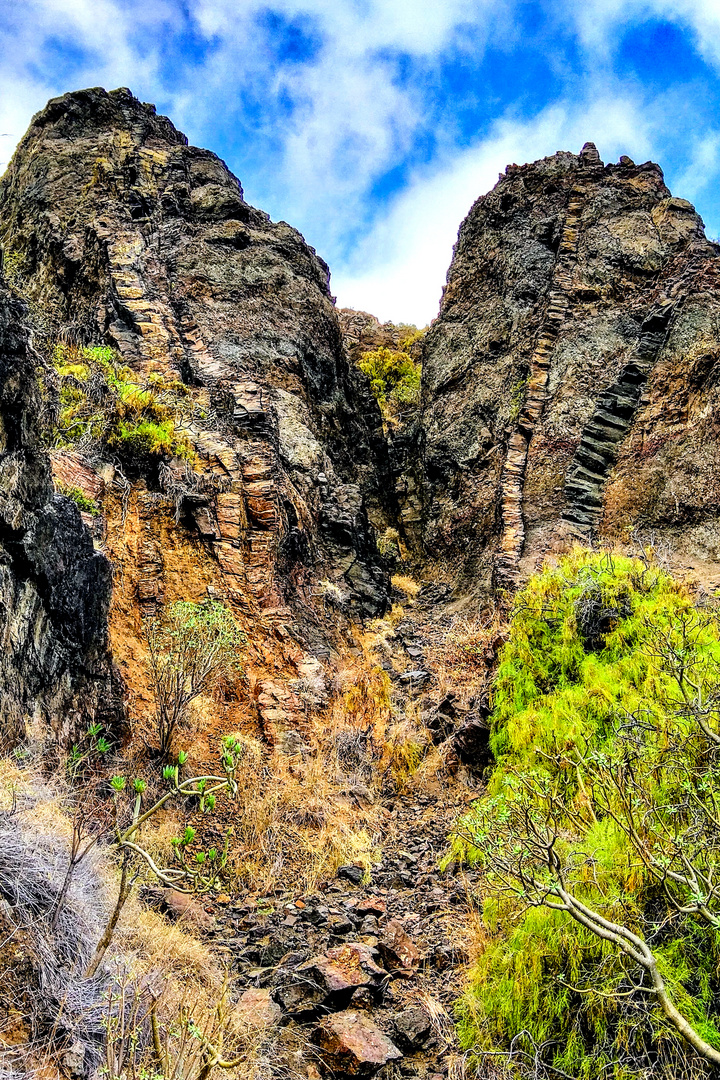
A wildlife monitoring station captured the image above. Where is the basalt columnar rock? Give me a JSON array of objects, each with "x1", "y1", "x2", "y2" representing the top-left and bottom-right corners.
[
  {"x1": 418, "y1": 142, "x2": 720, "y2": 589},
  {"x1": 0, "y1": 87, "x2": 391, "y2": 625},
  {"x1": 0, "y1": 279, "x2": 119, "y2": 747}
]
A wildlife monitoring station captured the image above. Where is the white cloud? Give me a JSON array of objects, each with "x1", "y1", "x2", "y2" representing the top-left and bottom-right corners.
[
  {"x1": 674, "y1": 131, "x2": 720, "y2": 203},
  {"x1": 333, "y1": 91, "x2": 656, "y2": 326},
  {"x1": 2, "y1": 0, "x2": 720, "y2": 324},
  {"x1": 564, "y1": 0, "x2": 720, "y2": 66},
  {"x1": 0, "y1": 0, "x2": 176, "y2": 168},
  {"x1": 0, "y1": 0, "x2": 506, "y2": 240},
  {"x1": 169, "y1": 0, "x2": 507, "y2": 244}
]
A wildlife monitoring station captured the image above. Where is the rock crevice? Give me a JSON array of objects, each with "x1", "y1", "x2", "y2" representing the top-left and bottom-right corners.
[{"x1": 0, "y1": 279, "x2": 121, "y2": 748}]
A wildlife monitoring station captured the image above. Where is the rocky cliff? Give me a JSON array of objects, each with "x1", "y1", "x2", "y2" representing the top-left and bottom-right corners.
[
  {"x1": 418, "y1": 142, "x2": 720, "y2": 590},
  {"x1": 3, "y1": 90, "x2": 720, "y2": 746},
  {"x1": 3, "y1": 87, "x2": 720, "y2": 1080},
  {"x1": 0, "y1": 278, "x2": 119, "y2": 748},
  {"x1": 0, "y1": 87, "x2": 391, "y2": 623},
  {"x1": 0, "y1": 87, "x2": 396, "y2": 743}
]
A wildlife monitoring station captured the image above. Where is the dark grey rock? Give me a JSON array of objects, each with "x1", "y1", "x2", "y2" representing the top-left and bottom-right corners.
[
  {"x1": 393, "y1": 1006, "x2": 432, "y2": 1052},
  {"x1": 338, "y1": 864, "x2": 364, "y2": 885},
  {"x1": 0, "y1": 281, "x2": 121, "y2": 747}
]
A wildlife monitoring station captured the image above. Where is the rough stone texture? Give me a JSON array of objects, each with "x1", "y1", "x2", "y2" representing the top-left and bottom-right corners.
[
  {"x1": 337, "y1": 308, "x2": 424, "y2": 544},
  {"x1": 392, "y1": 1005, "x2": 432, "y2": 1052},
  {"x1": 273, "y1": 942, "x2": 387, "y2": 1017},
  {"x1": 312, "y1": 1010, "x2": 402, "y2": 1076},
  {"x1": 0, "y1": 87, "x2": 391, "y2": 617},
  {"x1": 337, "y1": 308, "x2": 422, "y2": 365},
  {"x1": 235, "y1": 988, "x2": 281, "y2": 1029},
  {"x1": 418, "y1": 142, "x2": 720, "y2": 589},
  {"x1": 0, "y1": 279, "x2": 120, "y2": 747},
  {"x1": 377, "y1": 918, "x2": 421, "y2": 973}
]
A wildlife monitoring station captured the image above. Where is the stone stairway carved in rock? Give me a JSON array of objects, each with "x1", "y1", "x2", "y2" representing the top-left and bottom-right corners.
[{"x1": 494, "y1": 184, "x2": 586, "y2": 588}]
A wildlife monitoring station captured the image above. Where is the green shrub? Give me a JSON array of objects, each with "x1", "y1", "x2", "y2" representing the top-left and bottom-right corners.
[
  {"x1": 451, "y1": 550, "x2": 720, "y2": 1079},
  {"x1": 56, "y1": 483, "x2": 100, "y2": 516},
  {"x1": 358, "y1": 345, "x2": 421, "y2": 417},
  {"x1": 377, "y1": 527, "x2": 400, "y2": 560},
  {"x1": 50, "y1": 343, "x2": 195, "y2": 465},
  {"x1": 145, "y1": 600, "x2": 246, "y2": 759}
]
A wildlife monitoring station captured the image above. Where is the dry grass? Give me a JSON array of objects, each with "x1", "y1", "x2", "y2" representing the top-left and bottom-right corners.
[
  {"x1": 221, "y1": 666, "x2": 392, "y2": 893},
  {"x1": 425, "y1": 610, "x2": 506, "y2": 704},
  {"x1": 0, "y1": 756, "x2": 308, "y2": 1080},
  {"x1": 391, "y1": 573, "x2": 421, "y2": 599},
  {"x1": 109, "y1": 908, "x2": 310, "y2": 1080},
  {"x1": 225, "y1": 741, "x2": 381, "y2": 894},
  {"x1": 102, "y1": 971, "x2": 311, "y2": 1080}
]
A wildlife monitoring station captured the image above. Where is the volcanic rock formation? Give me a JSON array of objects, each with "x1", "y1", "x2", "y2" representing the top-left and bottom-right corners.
[
  {"x1": 0, "y1": 87, "x2": 391, "y2": 623},
  {"x1": 418, "y1": 142, "x2": 720, "y2": 589},
  {"x1": 3, "y1": 90, "x2": 720, "y2": 750},
  {"x1": 0, "y1": 279, "x2": 119, "y2": 747}
]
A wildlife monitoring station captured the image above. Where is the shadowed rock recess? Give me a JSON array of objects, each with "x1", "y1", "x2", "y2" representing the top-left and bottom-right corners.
[
  {"x1": 417, "y1": 142, "x2": 720, "y2": 589},
  {"x1": 0, "y1": 280, "x2": 119, "y2": 747}
]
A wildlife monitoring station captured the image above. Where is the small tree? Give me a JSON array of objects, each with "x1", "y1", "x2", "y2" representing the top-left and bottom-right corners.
[
  {"x1": 85, "y1": 736, "x2": 244, "y2": 978},
  {"x1": 145, "y1": 600, "x2": 245, "y2": 759},
  {"x1": 357, "y1": 345, "x2": 421, "y2": 419}
]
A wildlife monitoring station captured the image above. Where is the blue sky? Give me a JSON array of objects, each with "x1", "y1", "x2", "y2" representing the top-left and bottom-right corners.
[{"x1": 3, "y1": 1, "x2": 720, "y2": 325}]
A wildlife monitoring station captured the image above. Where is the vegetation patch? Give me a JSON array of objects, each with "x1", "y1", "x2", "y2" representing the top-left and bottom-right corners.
[
  {"x1": 145, "y1": 599, "x2": 247, "y2": 759},
  {"x1": 56, "y1": 482, "x2": 100, "y2": 516},
  {"x1": 358, "y1": 337, "x2": 421, "y2": 422},
  {"x1": 49, "y1": 342, "x2": 198, "y2": 466},
  {"x1": 450, "y1": 549, "x2": 720, "y2": 1079}
]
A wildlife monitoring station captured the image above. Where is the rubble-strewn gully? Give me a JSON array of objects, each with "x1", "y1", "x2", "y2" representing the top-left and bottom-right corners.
[
  {"x1": 4, "y1": 84, "x2": 720, "y2": 1080},
  {"x1": 151, "y1": 589, "x2": 490, "y2": 1080}
]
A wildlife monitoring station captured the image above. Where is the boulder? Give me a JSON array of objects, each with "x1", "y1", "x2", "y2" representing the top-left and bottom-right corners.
[
  {"x1": 312, "y1": 1011, "x2": 402, "y2": 1076},
  {"x1": 161, "y1": 889, "x2": 214, "y2": 930},
  {"x1": 337, "y1": 864, "x2": 365, "y2": 885},
  {"x1": 235, "y1": 988, "x2": 281, "y2": 1029},
  {"x1": 273, "y1": 943, "x2": 387, "y2": 1017},
  {"x1": 451, "y1": 714, "x2": 491, "y2": 769},
  {"x1": 354, "y1": 897, "x2": 386, "y2": 917},
  {"x1": 393, "y1": 1006, "x2": 432, "y2": 1051},
  {"x1": 378, "y1": 919, "x2": 421, "y2": 973}
]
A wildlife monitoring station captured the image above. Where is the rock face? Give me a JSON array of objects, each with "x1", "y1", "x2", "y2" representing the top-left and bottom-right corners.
[
  {"x1": 337, "y1": 308, "x2": 425, "y2": 545},
  {"x1": 418, "y1": 142, "x2": 720, "y2": 588},
  {"x1": 0, "y1": 87, "x2": 391, "y2": 618},
  {"x1": 0, "y1": 279, "x2": 119, "y2": 747}
]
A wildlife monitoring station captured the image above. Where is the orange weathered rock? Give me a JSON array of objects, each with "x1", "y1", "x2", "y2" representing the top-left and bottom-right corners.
[
  {"x1": 235, "y1": 988, "x2": 281, "y2": 1029},
  {"x1": 378, "y1": 919, "x2": 421, "y2": 973},
  {"x1": 312, "y1": 1011, "x2": 402, "y2": 1077}
]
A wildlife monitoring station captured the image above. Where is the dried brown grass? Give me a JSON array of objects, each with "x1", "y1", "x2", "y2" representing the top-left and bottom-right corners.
[
  {"x1": 0, "y1": 756, "x2": 307, "y2": 1080},
  {"x1": 425, "y1": 610, "x2": 505, "y2": 704},
  {"x1": 225, "y1": 742, "x2": 380, "y2": 894}
]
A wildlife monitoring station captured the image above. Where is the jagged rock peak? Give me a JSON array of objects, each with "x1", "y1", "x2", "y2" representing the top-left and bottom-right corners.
[
  {"x1": 417, "y1": 142, "x2": 720, "y2": 590},
  {"x1": 25, "y1": 86, "x2": 191, "y2": 152},
  {"x1": 0, "y1": 86, "x2": 393, "y2": 624}
]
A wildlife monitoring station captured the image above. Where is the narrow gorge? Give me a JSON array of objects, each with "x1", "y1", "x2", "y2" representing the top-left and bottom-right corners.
[{"x1": 0, "y1": 86, "x2": 719, "y2": 1080}]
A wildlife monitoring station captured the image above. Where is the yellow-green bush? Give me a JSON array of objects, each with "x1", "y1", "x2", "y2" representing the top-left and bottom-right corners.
[
  {"x1": 51, "y1": 343, "x2": 195, "y2": 465},
  {"x1": 451, "y1": 550, "x2": 720, "y2": 1079},
  {"x1": 358, "y1": 345, "x2": 420, "y2": 417}
]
